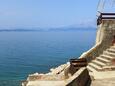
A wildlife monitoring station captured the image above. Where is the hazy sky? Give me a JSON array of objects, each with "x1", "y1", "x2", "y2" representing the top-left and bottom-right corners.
[{"x1": 0, "y1": 0, "x2": 99, "y2": 28}]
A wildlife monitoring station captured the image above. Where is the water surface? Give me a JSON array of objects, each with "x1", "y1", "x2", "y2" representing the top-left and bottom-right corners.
[{"x1": 0, "y1": 30, "x2": 96, "y2": 86}]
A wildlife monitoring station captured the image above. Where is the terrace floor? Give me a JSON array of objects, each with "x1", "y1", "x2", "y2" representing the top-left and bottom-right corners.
[{"x1": 91, "y1": 78, "x2": 115, "y2": 86}]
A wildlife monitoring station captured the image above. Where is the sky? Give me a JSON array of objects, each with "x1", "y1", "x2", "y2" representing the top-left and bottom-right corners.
[{"x1": 0, "y1": 0, "x2": 99, "y2": 29}]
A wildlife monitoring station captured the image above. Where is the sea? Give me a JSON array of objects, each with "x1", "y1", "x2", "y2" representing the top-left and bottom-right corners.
[{"x1": 0, "y1": 29, "x2": 96, "y2": 86}]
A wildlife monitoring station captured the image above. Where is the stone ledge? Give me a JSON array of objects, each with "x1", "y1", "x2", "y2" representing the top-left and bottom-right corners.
[{"x1": 65, "y1": 67, "x2": 91, "y2": 86}]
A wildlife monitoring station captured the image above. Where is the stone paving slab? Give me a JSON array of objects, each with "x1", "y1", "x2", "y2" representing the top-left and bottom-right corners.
[
  {"x1": 92, "y1": 71, "x2": 115, "y2": 79},
  {"x1": 91, "y1": 78, "x2": 115, "y2": 86},
  {"x1": 26, "y1": 81, "x2": 65, "y2": 86}
]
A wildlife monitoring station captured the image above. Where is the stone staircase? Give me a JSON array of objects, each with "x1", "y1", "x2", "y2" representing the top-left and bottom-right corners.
[{"x1": 87, "y1": 45, "x2": 115, "y2": 79}]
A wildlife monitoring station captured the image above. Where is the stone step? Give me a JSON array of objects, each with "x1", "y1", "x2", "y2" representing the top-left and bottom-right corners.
[
  {"x1": 107, "y1": 48, "x2": 115, "y2": 53},
  {"x1": 87, "y1": 65, "x2": 97, "y2": 72},
  {"x1": 96, "y1": 57, "x2": 110, "y2": 63},
  {"x1": 100, "y1": 54, "x2": 114, "y2": 60},
  {"x1": 110, "y1": 46, "x2": 115, "y2": 49},
  {"x1": 88, "y1": 63, "x2": 102, "y2": 71},
  {"x1": 103, "y1": 51, "x2": 115, "y2": 57},
  {"x1": 92, "y1": 60, "x2": 106, "y2": 67}
]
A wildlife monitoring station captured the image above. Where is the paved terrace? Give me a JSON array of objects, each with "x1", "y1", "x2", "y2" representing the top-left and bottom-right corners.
[{"x1": 91, "y1": 78, "x2": 115, "y2": 86}]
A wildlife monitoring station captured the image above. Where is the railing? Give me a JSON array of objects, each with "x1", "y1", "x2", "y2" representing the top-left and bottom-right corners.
[{"x1": 97, "y1": 13, "x2": 115, "y2": 25}]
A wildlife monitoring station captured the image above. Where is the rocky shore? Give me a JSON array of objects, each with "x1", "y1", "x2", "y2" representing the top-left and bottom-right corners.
[{"x1": 22, "y1": 62, "x2": 71, "y2": 86}]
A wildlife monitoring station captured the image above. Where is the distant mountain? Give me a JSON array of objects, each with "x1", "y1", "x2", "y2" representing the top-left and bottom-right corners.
[
  {"x1": 0, "y1": 26, "x2": 96, "y2": 32},
  {"x1": 0, "y1": 28, "x2": 44, "y2": 32},
  {"x1": 48, "y1": 27, "x2": 96, "y2": 31}
]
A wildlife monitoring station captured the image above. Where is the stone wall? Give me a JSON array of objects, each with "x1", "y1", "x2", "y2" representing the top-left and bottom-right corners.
[
  {"x1": 65, "y1": 20, "x2": 115, "y2": 86},
  {"x1": 79, "y1": 20, "x2": 115, "y2": 62},
  {"x1": 65, "y1": 67, "x2": 91, "y2": 86}
]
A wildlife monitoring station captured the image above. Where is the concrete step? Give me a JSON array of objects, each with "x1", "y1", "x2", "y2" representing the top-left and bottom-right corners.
[
  {"x1": 100, "y1": 54, "x2": 114, "y2": 60},
  {"x1": 88, "y1": 63, "x2": 102, "y2": 71},
  {"x1": 103, "y1": 51, "x2": 115, "y2": 57},
  {"x1": 92, "y1": 60, "x2": 106, "y2": 67},
  {"x1": 96, "y1": 57, "x2": 110, "y2": 63},
  {"x1": 87, "y1": 65, "x2": 97, "y2": 72}
]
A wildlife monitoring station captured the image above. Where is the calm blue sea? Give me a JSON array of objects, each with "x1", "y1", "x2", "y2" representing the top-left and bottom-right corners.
[{"x1": 0, "y1": 30, "x2": 96, "y2": 86}]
